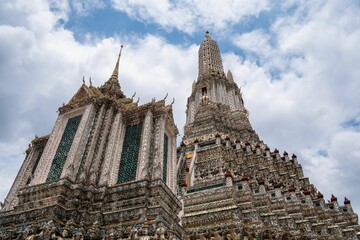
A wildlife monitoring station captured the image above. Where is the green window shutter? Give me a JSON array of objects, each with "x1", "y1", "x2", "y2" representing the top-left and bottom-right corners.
[
  {"x1": 163, "y1": 134, "x2": 168, "y2": 183},
  {"x1": 117, "y1": 123, "x2": 142, "y2": 184},
  {"x1": 47, "y1": 115, "x2": 82, "y2": 182}
]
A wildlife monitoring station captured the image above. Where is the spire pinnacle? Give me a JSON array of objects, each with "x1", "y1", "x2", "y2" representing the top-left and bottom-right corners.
[
  {"x1": 198, "y1": 32, "x2": 224, "y2": 77},
  {"x1": 205, "y1": 31, "x2": 210, "y2": 39},
  {"x1": 111, "y1": 45, "x2": 123, "y2": 79},
  {"x1": 99, "y1": 45, "x2": 125, "y2": 99},
  {"x1": 227, "y1": 70, "x2": 234, "y2": 82}
]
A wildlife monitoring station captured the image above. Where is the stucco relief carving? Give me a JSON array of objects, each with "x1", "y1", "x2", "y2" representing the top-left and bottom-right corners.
[
  {"x1": 76, "y1": 105, "x2": 105, "y2": 183},
  {"x1": 99, "y1": 111, "x2": 122, "y2": 186},
  {"x1": 30, "y1": 114, "x2": 66, "y2": 185},
  {"x1": 63, "y1": 104, "x2": 96, "y2": 181},
  {"x1": 109, "y1": 120, "x2": 125, "y2": 186},
  {"x1": 138, "y1": 110, "x2": 153, "y2": 180},
  {"x1": 151, "y1": 116, "x2": 165, "y2": 181}
]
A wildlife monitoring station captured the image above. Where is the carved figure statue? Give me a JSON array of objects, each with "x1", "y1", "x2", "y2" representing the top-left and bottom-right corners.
[{"x1": 201, "y1": 95, "x2": 209, "y2": 105}]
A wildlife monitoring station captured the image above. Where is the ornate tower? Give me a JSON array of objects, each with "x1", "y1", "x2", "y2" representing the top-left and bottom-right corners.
[
  {"x1": 0, "y1": 48, "x2": 185, "y2": 239},
  {"x1": 185, "y1": 32, "x2": 258, "y2": 144},
  {"x1": 177, "y1": 32, "x2": 360, "y2": 239},
  {"x1": 198, "y1": 31, "x2": 224, "y2": 78}
]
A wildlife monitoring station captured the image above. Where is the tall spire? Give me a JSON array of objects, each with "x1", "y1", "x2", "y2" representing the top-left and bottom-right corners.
[
  {"x1": 111, "y1": 45, "x2": 123, "y2": 80},
  {"x1": 99, "y1": 45, "x2": 125, "y2": 99},
  {"x1": 198, "y1": 31, "x2": 224, "y2": 77}
]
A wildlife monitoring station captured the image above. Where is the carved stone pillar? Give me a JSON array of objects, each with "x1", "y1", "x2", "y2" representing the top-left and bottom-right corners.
[
  {"x1": 88, "y1": 107, "x2": 114, "y2": 184},
  {"x1": 137, "y1": 110, "x2": 153, "y2": 180},
  {"x1": 98, "y1": 111, "x2": 123, "y2": 186},
  {"x1": 109, "y1": 114, "x2": 125, "y2": 186},
  {"x1": 31, "y1": 115, "x2": 66, "y2": 185},
  {"x1": 169, "y1": 135, "x2": 177, "y2": 192},
  {"x1": 151, "y1": 115, "x2": 165, "y2": 180},
  {"x1": 62, "y1": 104, "x2": 95, "y2": 181},
  {"x1": 63, "y1": 104, "x2": 96, "y2": 182},
  {"x1": 76, "y1": 105, "x2": 105, "y2": 182}
]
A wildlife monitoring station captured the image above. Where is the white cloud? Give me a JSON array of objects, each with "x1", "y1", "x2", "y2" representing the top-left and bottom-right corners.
[
  {"x1": 233, "y1": 29, "x2": 273, "y2": 57},
  {"x1": 69, "y1": 0, "x2": 105, "y2": 16},
  {"x1": 111, "y1": 0, "x2": 269, "y2": 33}
]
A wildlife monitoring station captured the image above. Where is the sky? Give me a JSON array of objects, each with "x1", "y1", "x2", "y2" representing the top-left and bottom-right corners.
[{"x1": 0, "y1": 0, "x2": 360, "y2": 215}]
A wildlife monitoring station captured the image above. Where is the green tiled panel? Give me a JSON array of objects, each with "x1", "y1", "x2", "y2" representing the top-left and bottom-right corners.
[
  {"x1": 47, "y1": 115, "x2": 82, "y2": 182},
  {"x1": 117, "y1": 123, "x2": 142, "y2": 184},
  {"x1": 163, "y1": 134, "x2": 168, "y2": 183}
]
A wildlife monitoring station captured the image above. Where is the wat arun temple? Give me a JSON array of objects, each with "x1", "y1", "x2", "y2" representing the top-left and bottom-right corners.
[{"x1": 0, "y1": 32, "x2": 359, "y2": 239}]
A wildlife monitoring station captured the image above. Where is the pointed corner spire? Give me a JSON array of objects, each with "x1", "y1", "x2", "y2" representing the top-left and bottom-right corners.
[
  {"x1": 111, "y1": 44, "x2": 124, "y2": 79},
  {"x1": 227, "y1": 70, "x2": 234, "y2": 82}
]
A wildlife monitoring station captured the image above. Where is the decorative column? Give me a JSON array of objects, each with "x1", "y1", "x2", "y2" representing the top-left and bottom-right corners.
[
  {"x1": 88, "y1": 107, "x2": 114, "y2": 184},
  {"x1": 76, "y1": 105, "x2": 106, "y2": 182},
  {"x1": 30, "y1": 115, "x2": 66, "y2": 185},
  {"x1": 151, "y1": 115, "x2": 165, "y2": 180},
  {"x1": 98, "y1": 111, "x2": 123, "y2": 186},
  {"x1": 211, "y1": 82, "x2": 217, "y2": 103},
  {"x1": 108, "y1": 114, "x2": 125, "y2": 186},
  {"x1": 63, "y1": 104, "x2": 96, "y2": 181},
  {"x1": 169, "y1": 135, "x2": 177, "y2": 192},
  {"x1": 137, "y1": 110, "x2": 153, "y2": 180},
  {"x1": 228, "y1": 88, "x2": 236, "y2": 111}
]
